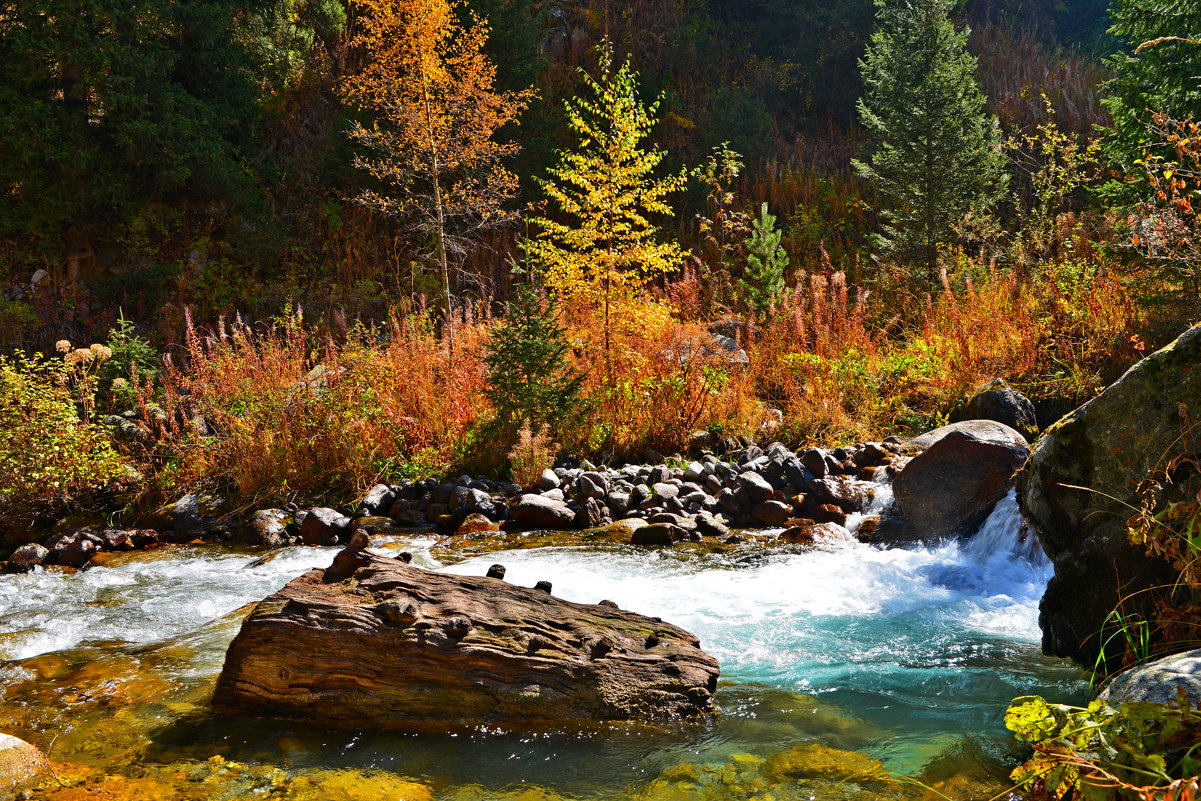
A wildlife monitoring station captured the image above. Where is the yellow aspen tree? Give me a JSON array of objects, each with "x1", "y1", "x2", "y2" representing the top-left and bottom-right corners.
[
  {"x1": 529, "y1": 41, "x2": 686, "y2": 390},
  {"x1": 342, "y1": 0, "x2": 533, "y2": 320}
]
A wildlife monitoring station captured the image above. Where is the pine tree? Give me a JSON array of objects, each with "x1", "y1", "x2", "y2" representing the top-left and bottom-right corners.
[
  {"x1": 741, "y1": 203, "x2": 788, "y2": 316},
  {"x1": 1100, "y1": 0, "x2": 1201, "y2": 195},
  {"x1": 483, "y1": 283, "x2": 583, "y2": 436},
  {"x1": 0, "y1": 0, "x2": 273, "y2": 266},
  {"x1": 528, "y1": 40, "x2": 686, "y2": 378},
  {"x1": 853, "y1": 0, "x2": 1006, "y2": 285}
]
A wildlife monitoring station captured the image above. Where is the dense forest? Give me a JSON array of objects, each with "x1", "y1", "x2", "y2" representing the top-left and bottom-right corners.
[{"x1": 3, "y1": 0, "x2": 1201, "y2": 502}]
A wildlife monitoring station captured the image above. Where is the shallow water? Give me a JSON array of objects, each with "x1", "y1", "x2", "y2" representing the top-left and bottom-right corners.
[{"x1": 0, "y1": 491, "x2": 1087, "y2": 800}]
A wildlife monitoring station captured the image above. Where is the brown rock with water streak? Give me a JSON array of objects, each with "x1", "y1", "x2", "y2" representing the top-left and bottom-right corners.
[{"x1": 212, "y1": 549, "x2": 719, "y2": 729}]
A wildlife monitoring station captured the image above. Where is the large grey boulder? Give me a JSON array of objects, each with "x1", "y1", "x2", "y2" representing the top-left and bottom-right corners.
[
  {"x1": 877, "y1": 421, "x2": 1028, "y2": 545},
  {"x1": 1019, "y1": 325, "x2": 1201, "y2": 669},
  {"x1": 1100, "y1": 649, "x2": 1201, "y2": 707},
  {"x1": 950, "y1": 378, "x2": 1039, "y2": 439}
]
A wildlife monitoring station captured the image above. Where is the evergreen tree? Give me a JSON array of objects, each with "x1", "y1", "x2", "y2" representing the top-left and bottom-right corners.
[
  {"x1": 0, "y1": 0, "x2": 274, "y2": 267},
  {"x1": 483, "y1": 282, "x2": 583, "y2": 436},
  {"x1": 853, "y1": 0, "x2": 1006, "y2": 285},
  {"x1": 1100, "y1": 0, "x2": 1201, "y2": 192},
  {"x1": 741, "y1": 203, "x2": 788, "y2": 316}
]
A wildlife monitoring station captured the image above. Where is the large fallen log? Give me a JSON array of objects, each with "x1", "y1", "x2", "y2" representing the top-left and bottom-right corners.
[{"x1": 212, "y1": 547, "x2": 719, "y2": 729}]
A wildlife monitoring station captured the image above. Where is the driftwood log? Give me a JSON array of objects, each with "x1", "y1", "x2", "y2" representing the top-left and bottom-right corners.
[{"x1": 212, "y1": 547, "x2": 719, "y2": 729}]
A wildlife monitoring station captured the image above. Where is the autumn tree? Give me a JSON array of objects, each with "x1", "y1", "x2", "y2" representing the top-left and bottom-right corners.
[
  {"x1": 529, "y1": 42, "x2": 686, "y2": 381},
  {"x1": 343, "y1": 0, "x2": 533, "y2": 318}
]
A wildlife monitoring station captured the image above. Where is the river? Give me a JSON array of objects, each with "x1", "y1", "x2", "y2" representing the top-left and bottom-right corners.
[{"x1": 0, "y1": 490, "x2": 1087, "y2": 800}]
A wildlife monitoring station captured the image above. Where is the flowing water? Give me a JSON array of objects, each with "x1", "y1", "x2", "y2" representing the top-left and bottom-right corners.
[{"x1": 0, "y1": 490, "x2": 1088, "y2": 800}]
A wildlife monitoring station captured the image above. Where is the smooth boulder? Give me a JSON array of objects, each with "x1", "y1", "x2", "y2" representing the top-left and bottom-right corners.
[
  {"x1": 212, "y1": 549, "x2": 719, "y2": 728},
  {"x1": 879, "y1": 420, "x2": 1028, "y2": 545},
  {"x1": 1019, "y1": 324, "x2": 1201, "y2": 668},
  {"x1": 950, "y1": 378, "x2": 1038, "y2": 439},
  {"x1": 1099, "y1": 649, "x2": 1201, "y2": 707}
]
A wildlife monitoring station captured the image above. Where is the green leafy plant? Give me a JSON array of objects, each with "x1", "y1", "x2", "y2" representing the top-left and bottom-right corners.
[
  {"x1": 1006, "y1": 693, "x2": 1201, "y2": 800},
  {"x1": 1091, "y1": 610, "x2": 1153, "y2": 688},
  {"x1": 0, "y1": 351, "x2": 127, "y2": 531}
]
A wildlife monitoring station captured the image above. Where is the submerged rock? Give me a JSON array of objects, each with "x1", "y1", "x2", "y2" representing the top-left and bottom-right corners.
[
  {"x1": 0, "y1": 732, "x2": 49, "y2": 793},
  {"x1": 1020, "y1": 324, "x2": 1201, "y2": 668},
  {"x1": 213, "y1": 548, "x2": 719, "y2": 728}
]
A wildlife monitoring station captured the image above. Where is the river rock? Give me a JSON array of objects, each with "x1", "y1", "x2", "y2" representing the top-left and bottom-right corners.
[
  {"x1": 212, "y1": 549, "x2": 719, "y2": 728},
  {"x1": 1019, "y1": 324, "x2": 1201, "y2": 668},
  {"x1": 752, "y1": 500, "x2": 792, "y2": 526},
  {"x1": 536, "y1": 469, "x2": 561, "y2": 491},
  {"x1": 151, "y1": 491, "x2": 234, "y2": 536},
  {"x1": 511, "y1": 494, "x2": 576, "y2": 530},
  {"x1": 632, "y1": 523, "x2": 685, "y2": 545},
  {"x1": 356, "y1": 484, "x2": 396, "y2": 517},
  {"x1": 951, "y1": 378, "x2": 1039, "y2": 439},
  {"x1": 300, "y1": 507, "x2": 351, "y2": 546},
  {"x1": 8, "y1": 543, "x2": 48, "y2": 571},
  {"x1": 878, "y1": 421, "x2": 1028, "y2": 545},
  {"x1": 1099, "y1": 648, "x2": 1201, "y2": 706},
  {"x1": 0, "y1": 733, "x2": 49, "y2": 793},
  {"x1": 573, "y1": 497, "x2": 610, "y2": 529},
  {"x1": 237, "y1": 509, "x2": 291, "y2": 547},
  {"x1": 738, "y1": 472, "x2": 775, "y2": 504}
]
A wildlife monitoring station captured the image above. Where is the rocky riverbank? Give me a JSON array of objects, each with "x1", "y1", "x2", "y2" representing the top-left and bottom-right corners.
[{"x1": 3, "y1": 417, "x2": 1042, "y2": 573}]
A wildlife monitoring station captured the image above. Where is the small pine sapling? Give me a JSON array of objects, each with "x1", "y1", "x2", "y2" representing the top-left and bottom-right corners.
[
  {"x1": 741, "y1": 203, "x2": 788, "y2": 317},
  {"x1": 483, "y1": 283, "x2": 584, "y2": 440}
]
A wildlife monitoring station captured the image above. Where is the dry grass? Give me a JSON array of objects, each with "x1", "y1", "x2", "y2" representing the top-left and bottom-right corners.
[{"x1": 134, "y1": 253, "x2": 1156, "y2": 506}]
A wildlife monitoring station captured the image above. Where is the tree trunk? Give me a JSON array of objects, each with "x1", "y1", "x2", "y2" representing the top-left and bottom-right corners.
[{"x1": 421, "y1": 71, "x2": 453, "y2": 354}]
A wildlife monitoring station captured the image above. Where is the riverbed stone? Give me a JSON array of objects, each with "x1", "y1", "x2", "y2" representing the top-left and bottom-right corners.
[
  {"x1": 738, "y1": 472, "x2": 775, "y2": 503},
  {"x1": 1020, "y1": 324, "x2": 1201, "y2": 669},
  {"x1": 213, "y1": 550, "x2": 719, "y2": 727},
  {"x1": 511, "y1": 494, "x2": 576, "y2": 530},
  {"x1": 536, "y1": 469, "x2": 561, "y2": 491},
  {"x1": 238, "y1": 510, "x2": 291, "y2": 547},
  {"x1": 573, "y1": 497, "x2": 610, "y2": 529},
  {"x1": 152, "y1": 491, "x2": 234, "y2": 536},
  {"x1": 300, "y1": 507, "x2": 352, "y2": 546},
  {"x1": 8, "y1": 543, "x2": 48, "y2": 572},
  {"x1": 631, "y1": 523, "x2": 684, "y2": 546},
  {"x1": 752, "y1": 500, "x2": 792, "y2": 526},
  {"x1": 356, "y1": 484, "x2": 396, "y2": 517}
]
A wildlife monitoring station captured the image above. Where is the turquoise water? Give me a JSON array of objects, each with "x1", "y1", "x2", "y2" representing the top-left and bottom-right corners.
[{"x1": 0, "y1": 491, "x2": 1088, "y2": 799}]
